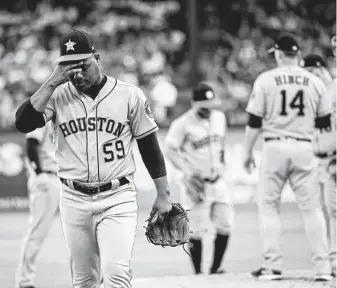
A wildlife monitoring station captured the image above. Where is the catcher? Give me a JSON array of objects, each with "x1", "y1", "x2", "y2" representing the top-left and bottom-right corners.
[{"x1": 165, "y1": 82, "x2": 234, "y2": 274}]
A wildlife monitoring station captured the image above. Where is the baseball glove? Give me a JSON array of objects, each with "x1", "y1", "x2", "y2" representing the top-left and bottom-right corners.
[
  {"x1": 185, "y1": 173, "x2": 206, "y2": 203},
  {"x1": 145, "y1": 203, "x2": 191, "y2": 248}
]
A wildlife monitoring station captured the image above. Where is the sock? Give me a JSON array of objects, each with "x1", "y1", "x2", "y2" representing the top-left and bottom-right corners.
[
  {"x1": 210, "y1": 233, "x2": 229, "y2": 272},
  {"x1": 189, "y1": 238, "x2": 202, "y2": 274}
]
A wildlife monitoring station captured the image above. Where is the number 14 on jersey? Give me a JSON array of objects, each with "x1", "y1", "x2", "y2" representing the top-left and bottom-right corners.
[{"x1": 280, "y1": 90, "x2": 305, "y2": 116}]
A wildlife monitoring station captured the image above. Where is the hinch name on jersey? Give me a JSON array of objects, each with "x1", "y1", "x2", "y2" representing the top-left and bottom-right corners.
[
  {"x1": 59, "y1": 117, "x2": 125, "y2": 138},
  {"x1": 274, "y1": 75, "x2": 309, "y2": 86},
  {"x1": 192, "y1": 135, "x2": 224, "y2": 150}
]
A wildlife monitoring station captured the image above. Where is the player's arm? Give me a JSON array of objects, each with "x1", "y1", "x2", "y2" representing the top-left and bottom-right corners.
[
  {"x1": 243, "y1": 75, "x2": 265, "y2": 172},
  {"x1": 243, "y1": 113, "x2": 262, "y2": 153},
  {"x1": 313, "y1": 79, "x2": 334, "y2": 155},
  {"x1": 166, "y1": 147, "x2": 187, "y2": 173},
  {"x1": 15, "y1": 62, "x2": 83, "y2": 133},
  {"x1": 26, "y1": 138, "x2": 42, "y2": 175},
  {"x1": 137, "y1": 132, "x2": 169, "y2": 197},
  {"x1": 220, "y1": 112, "x2": 228, "y2": 166},
  {"x1": 165, "y1": 119, "x2": 188, "y2": 174},
  {"x1": 315, "y1": 114, "x2": 331, "y2": 132},
  {"x1": 25, "y1": 127, "x2": 45, "y2": 175},
  {"x1": 315, "y1": 77, "x2": 332, "y2": 133},
  {"x1": 130, "y1": 86, "x2": 172, "y2": 217}
]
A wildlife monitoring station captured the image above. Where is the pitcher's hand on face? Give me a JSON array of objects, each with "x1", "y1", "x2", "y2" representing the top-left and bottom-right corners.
[
  {"x1": 47, "y1": 62, "x2": 84, "y2": 87},
  {"x1": 150, "y1": 192, "x2": 172, "y2": 223}
]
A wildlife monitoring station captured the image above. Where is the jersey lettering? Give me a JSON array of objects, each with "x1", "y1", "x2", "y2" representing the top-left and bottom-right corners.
[
  {"x1": 246, "y1": 66, "x2": 329, "y2": 140},
  {"x1": 165, "y1": 110, "x2": 226, "y2": 178},
  {"x1": 280, "y1": 90, "x2": 305, "y2": 116},
  {"x1": 192, "y1": 135, "x2": 224, "y2": 150},
  {"x1": 59, "y1": 117, "x2": 126, "y2": 138},
  {"x1": 44, "y1": 78, "x2": 158, "y2": 182},
  {"x1": 77, "y1": 118, "x2": 86, "y2": 131},
  {"x1": 274, "y1": 75, "x2": 309, "y2": 86},
  {"x1": 103, "y1": 140, "x2": 126, "y2": 163}
]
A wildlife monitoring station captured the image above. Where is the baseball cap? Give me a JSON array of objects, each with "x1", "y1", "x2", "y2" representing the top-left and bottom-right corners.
[
  {"x1": 56, "y1": 30, "x2": 96, "y2": 64},
  {"x1": 268, "y1": 34, "x2": 300, "y2": 54},
  {"x1": 192, "y1": 83, "x2": 221, "y2": 108},
  {"x1": 300, "y1": 54, "x2": 327, "y2": 68}
]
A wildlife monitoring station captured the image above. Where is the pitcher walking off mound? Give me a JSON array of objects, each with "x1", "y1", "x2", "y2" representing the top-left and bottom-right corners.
[
  {"x1": 242, "y1": 34, "x2": 333, "y2": 281},
  {"x1": 15, "y1": 30, "x2": 172, "y2": 288}
]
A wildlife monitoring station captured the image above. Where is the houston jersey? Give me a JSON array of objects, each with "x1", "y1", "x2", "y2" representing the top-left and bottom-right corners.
[
  {"x1": 314, "y1": 78, "x2": 336, "y2": 153},
  {"x1": 165, "y1": 109, "x2": 226, "y2": 178},
  {"x1": 25, "y1": 121, "x2": 57, "y2": 174},
  {"x1": 246, "y1": 65, "x2": 331, "y2": 139},
  {"x1": 43, "y1": 77, "x2": 158, "y2": 182}
]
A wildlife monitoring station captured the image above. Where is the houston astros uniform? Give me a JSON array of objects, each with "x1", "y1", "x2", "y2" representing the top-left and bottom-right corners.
[
  {"x1": 14, "y1": 29, "x2": 173, "y2": 288},
  {"x1": 166, "y1": 109, "x2": 233, "y2": 235},
  {"x1": 16, "y1": 122, "x2": 60, "y2": 288},
  {"x1": 314, "y1": 78, "x2": 336, "y2": 275},
  {"x1": 41, "y1": 77, "x2": 157, "y2": 287},
  {"x1": 165, "y1": 83, "x2": 234, "y2": 274},
  {"x1": 246, "y1": 64, "x2": 332, "y2": 275}
]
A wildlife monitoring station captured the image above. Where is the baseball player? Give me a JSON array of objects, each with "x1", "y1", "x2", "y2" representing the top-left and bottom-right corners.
[
  {"x1": 15, "y1": 121, "x2": 60, "y2": 288},
  {"x1": 165, "y1": 83, "x2": 234, "y2": 275},
  {"x1": 15, "y1": 30, "x2": 172, "y2": 288},
  {"x1": 242, "y1": 34, "x2": 333, "y2": 281},
  {"x1": 301, "y1": 54, "x2": 336, "y2": 277}
]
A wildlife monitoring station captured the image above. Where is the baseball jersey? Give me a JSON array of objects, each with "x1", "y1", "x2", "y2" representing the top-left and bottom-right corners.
[
  {"x1": 43, "y1": 77, "x2": 158, "y2": 182},
  {"x1": 165, "y1": 109, "x2": 226, "y2": 179},
  {"x1": 25, "y1": 121, "x2": 57, "y2": 174},
  {"x1": 314, "y1": 78, "x2": 336, "y2": 153},
  {"x1": 246, "y1": 65, "x2": 331, "y2": 140}
]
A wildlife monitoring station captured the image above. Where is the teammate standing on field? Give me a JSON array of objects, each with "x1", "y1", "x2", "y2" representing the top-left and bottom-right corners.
[
  {"x1": 242, "y1": 34, "x2": 333, "y2": 281},
  {"x1": 165, "y1": 83, "x2": 234, "y2": 275},
  {"x1": 15, "y1": 30, "x2": 172, "y2": 288},
  {"x1": 301, "y1": 54, "x2": 336, "y2": 277},
  {"x1": 16, "y1": 121, "x2": 60, "y2": 288}
]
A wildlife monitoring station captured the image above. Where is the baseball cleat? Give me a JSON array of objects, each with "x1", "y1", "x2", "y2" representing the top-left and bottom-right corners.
[
  {"x1": 251, "y1": 267, "x2": 283, "y2": 280},
  {"x1": 209, "y1": 268, "x2": 226, "y2": 274},
  {"x1": 313, "y1": 274, "x2": 333, "y2": 281}
]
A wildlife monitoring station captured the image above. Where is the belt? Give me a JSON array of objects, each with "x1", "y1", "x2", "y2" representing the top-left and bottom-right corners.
[
  {"x1": 204, "y1": 175, "x2": 220, "y2": 183},
  {"x1": 264, "y1": 136, "x2": 311, "y2": 143},
  {"x1": 60, "y1": 177, "x2": 129, "y2": 195},
  {"x1": 316, "y1": 150, "x2": 337, "y2": 159}
]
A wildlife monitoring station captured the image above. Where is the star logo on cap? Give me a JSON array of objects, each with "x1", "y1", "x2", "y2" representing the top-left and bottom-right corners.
[
  {"x1": 65, "y1": 39, "x2": 76, "y2": 52},
  {"x1": 206, "y1": 91, "x2": 214, "y2": 99}
]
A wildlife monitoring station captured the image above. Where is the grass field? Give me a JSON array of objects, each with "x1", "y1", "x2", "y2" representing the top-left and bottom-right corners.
[
  {"x1": 1, "y1": 204, "x2": 335, "y2": 288},
  {"x1": 0, "y1": 129, "x2": 335, "y2": 287}
]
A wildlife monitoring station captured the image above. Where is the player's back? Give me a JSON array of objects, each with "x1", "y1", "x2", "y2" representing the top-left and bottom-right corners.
[{"x1": 254, "y1": 65, "x2": 329, "y2": 139}]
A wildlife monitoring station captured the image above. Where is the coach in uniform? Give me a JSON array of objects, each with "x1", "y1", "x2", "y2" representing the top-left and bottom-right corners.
[
  {"x1": 16, "y1": 122, "x2": 60, "y2": 288},
  {"x1": 301, "y1": 54, "x2": 336, "y2": 277},
  {"x1": 165, "y1": 83, "x2": 234, "y2": 275},
  {"x1": 15, "y1": 30, "x2": 172, "y2": 288},
  {"x1": 242, "y1": 34, "x2": 332, "y2": 281}
]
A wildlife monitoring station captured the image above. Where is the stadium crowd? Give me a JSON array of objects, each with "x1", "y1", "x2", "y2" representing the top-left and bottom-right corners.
[{"x1": 0, "y1": 0, "x2": 335, "y2": 129}]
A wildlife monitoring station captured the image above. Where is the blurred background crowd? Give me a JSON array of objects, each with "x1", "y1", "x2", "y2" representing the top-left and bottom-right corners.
[{"x1": 0, "y1": 0, "x2": 335, "y2": 130}]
